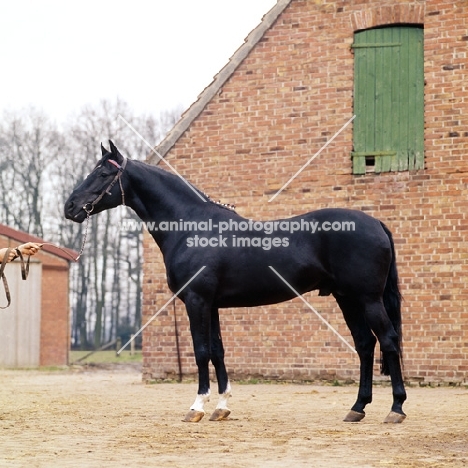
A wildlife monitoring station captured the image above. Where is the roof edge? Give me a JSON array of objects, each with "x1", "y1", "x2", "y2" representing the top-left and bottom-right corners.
[{"x1": 148, "y1": 0, "x2": 292, "y2": 164}]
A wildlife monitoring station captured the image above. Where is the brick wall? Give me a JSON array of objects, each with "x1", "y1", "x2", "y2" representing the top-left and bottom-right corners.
[
  {"x1": 40, "y1": 263, "x2": 70, "y2": 366},
  {"x1": 142, "y1": 0, "x2": 468, "y2": 384}
]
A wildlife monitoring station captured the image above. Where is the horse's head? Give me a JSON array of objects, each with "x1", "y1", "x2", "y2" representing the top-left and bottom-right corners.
[{"x1": 64, "y1": 140, "x2": 127, "y2": 223}]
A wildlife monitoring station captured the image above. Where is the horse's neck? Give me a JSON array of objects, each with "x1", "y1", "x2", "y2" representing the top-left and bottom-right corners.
[{"x1": 125, "y1": 161, "x2": 206, "y2": 245}]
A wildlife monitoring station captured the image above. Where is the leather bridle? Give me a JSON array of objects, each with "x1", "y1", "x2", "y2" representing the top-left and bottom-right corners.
[
  {"x1": 74, "y1": 158, "x2": 127, "y2": 261},
  {"x1": 83, "y1": 158, "x2": 127, "y2": 215}
]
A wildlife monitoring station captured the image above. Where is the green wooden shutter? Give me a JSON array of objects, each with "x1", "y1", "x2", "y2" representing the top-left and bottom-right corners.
[{"x1": 352, "y1": 26, "x2": 424, "y2": 174}]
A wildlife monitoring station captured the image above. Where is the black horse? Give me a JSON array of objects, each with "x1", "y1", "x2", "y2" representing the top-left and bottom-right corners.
[{"x1": 64, "y1": 141, "x2": 406, "y2": 423}]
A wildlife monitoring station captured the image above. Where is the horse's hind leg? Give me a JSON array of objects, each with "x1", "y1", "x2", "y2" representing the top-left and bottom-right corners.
[
  {"x1": 363, "y1": 299, "x2": 407, "y2": 423},
  {"x1": 335, "y1": 294, "x2": 376, "y2": 422},
  {"x1": 208, "y1": 307, "x2": 232, "y2": 421}
]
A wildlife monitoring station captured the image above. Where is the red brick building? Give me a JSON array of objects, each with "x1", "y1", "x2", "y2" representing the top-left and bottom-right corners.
[
  {"x1": 142, "y1": 0, "x2": 468, "y2": 383},
  {"x1": 0, "y1": 224, "x2": 76, "y2": 367}
]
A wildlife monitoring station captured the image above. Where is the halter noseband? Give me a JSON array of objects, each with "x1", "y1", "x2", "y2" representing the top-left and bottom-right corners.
[{"x1": 83, "y1": 158, "x2": 127, "y2": 214}]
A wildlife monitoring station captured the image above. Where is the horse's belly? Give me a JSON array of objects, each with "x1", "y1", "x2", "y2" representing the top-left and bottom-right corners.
[
  {"x1": 216, "y1": 291, "x2": 295, "y2": 308},
  {"x1": 214, "y1": 274, "x2": 321, "y2": 308}
]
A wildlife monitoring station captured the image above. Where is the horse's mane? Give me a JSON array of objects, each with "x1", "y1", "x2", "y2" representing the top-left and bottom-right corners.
[
  {"x1": 137, "y1": 159, "x2": 237, "y2": 213},
  {"x1": 201, "y1": 192, "x2": 237, "y2": 212}
]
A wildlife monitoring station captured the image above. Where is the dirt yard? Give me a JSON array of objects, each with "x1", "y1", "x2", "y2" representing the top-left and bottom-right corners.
[{"x1": 0, "y1": 365, "x2": 467, "y2": 467}]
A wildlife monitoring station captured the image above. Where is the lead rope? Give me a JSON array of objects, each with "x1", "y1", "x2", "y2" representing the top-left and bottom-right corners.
[
  {"x1": 0, "y1": 247, "x2": 30, "y2": 309},
  {"x1": 1, "y1": 159, "x2": 126, "y2": 307},
  {"x1": 0, "y1": 236, "x2": 84, "y2": 309},
  {"x1": 0, "y1": 216, "x2": 89, "y2": 308},
  {"x1": 0, "y1": 248, "x2": 12, "y2": 309},
  {"x1": 74, "y1": 210, "x2": 91, "y2": 261}
]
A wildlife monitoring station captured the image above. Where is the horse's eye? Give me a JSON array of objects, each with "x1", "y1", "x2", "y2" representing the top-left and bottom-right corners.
[{"x1": 100, "y1": 172, "x2": 109, "y2": 178}]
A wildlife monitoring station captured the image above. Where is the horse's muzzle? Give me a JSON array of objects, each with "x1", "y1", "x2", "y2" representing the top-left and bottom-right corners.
[{"x1": 64, "y1": 200, "x2": 87, "y2": 223}]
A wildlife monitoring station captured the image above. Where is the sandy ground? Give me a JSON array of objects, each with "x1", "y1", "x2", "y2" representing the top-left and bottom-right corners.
[{"x1": 0, "y1": 365, "x2": 467, "y2": 468}]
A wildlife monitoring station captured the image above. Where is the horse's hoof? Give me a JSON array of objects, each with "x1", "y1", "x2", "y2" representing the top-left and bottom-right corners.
[
  {"x1": 209, "y1": 408, "x2": 231, "y2": 421},
  {"x1": 343, "y1": 410, "x2": 366, "y2": 422},
  {"x1": 383, "y1": 411, "x2": 406, "y2": 424},
  {"x1": 183, "y1": 410, "x2": 205, "y2": 422}
]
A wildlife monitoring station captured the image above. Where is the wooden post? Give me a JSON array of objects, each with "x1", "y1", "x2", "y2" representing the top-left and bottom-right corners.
[
  {"x1": 130, "y1": 334, "x2": 135, "y2": 356},
  {"x1": 116, "y1": 337, "x2": 121, "y2": 357}
]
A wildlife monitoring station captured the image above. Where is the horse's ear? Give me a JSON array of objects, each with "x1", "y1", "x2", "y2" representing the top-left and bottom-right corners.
[
  {"x1": 108, "y1": 140, "x2": 123, "y2": 161},
  {"x1": 101, "y1": 143, "x2": 110, "y2": 156}
]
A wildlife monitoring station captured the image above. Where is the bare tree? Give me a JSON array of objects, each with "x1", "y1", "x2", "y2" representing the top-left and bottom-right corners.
[
  {"x1": 0, "y1": 99, "x2": 181, "y2": 350},
  {"x1": 0, "y1": 108, "x2": 62, "y2": 238}
]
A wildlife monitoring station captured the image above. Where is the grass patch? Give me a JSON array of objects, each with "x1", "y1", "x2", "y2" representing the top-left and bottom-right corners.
[{"x1": 69, "y1": 350, "x2": 142, "y2": 364}]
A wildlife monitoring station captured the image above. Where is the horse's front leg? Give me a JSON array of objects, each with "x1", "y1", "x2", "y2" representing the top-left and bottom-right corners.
[
  {"x1": 209, "y1": 307, "x2": 232, "y2": 421},
  {"x1": 184, "y1": 293, "x2": 212, "y2": 422}
]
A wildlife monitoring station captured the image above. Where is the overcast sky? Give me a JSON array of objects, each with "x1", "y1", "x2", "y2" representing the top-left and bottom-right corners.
[{"x1": 0, "y1": 0, "x2": 278, "y2": 123}]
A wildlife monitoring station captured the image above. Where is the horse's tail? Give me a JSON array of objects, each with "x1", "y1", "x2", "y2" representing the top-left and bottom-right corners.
[{"x1": 380, "y1": 222, "x2": 403, "y2": 376}]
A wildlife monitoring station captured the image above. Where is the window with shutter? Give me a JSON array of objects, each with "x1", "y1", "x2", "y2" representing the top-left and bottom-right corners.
[{"x1": 352, "y1": 26, "x2": 424, "y2": 175}]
